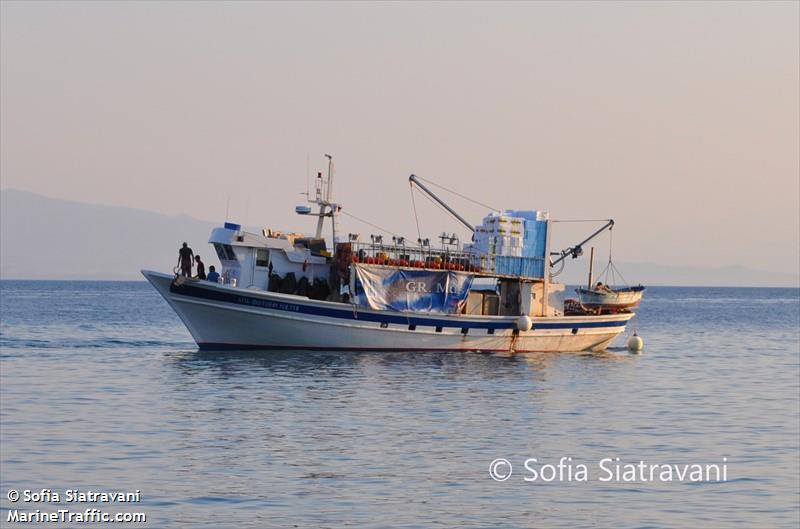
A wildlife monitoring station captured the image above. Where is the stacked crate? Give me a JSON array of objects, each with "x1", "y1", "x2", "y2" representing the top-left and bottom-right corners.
[
  {"x1": 505, "y1": 210, "x2": 549, "y2": 259},
  {"x1": 465, "y1": 210, "x2": 549, "y2": 279},
  {"x1": 472, "y1": 213, "x2": 524, "y2": 257}
]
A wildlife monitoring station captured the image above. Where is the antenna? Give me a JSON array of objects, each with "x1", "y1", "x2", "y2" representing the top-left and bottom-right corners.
[
  {"x1": 325, "y1": 154, "x2": 333, "y2": 202},
  {"x1": 305, "y1": 153, "x2": 310, "y2": 198}
]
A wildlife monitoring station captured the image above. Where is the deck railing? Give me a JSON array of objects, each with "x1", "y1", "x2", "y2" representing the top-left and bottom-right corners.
[{"x1": 342, "y1": 242, "x2": 545, "y2": 279}]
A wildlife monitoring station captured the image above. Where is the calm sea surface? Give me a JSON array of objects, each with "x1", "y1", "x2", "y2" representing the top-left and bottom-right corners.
[{"x1": 1, "y1": 281, "x2": 798, "y2": 528}]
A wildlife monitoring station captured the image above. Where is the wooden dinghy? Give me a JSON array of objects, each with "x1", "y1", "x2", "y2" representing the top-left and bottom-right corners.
[{"x1": 575, "y1": 285, "x2": 645, "y2": 311}]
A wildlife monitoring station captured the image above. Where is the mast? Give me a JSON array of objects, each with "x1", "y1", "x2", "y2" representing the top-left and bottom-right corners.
[
  {"x1": 542, "y1": 218, "x2": 552, "y2": 317},
  {"x1": 300, "y1": 154, "x2": 337, "y2": 244},
  {"x1": 326, "y1": 154, "x2": 337, "y2": 246},
  {"x1": 587, "y1": 246, "x2": 595, "y2": 288},
  {"x1": 326, "y1": 154, "x2": 333, "y2": 202},
  {"x1": 313, "y1": 173, "x2": 327, "y2": 239}
]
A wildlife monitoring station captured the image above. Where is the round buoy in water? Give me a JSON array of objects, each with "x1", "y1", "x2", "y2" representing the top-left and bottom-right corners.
[
  {"x1": 517, "y1": 315, "x2": 532, "y2": 332},
  {"x1": 627, "y1": 332, "x2": 644, "y2": 352}
]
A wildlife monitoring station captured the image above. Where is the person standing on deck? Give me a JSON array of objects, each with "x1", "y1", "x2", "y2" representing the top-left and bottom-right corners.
[
  {"x1": 178, "y1": 242, "x2": 194, "y2": 277},
  {"x1": 194, "y1": 255, "x2": 206, "y2": 280}
]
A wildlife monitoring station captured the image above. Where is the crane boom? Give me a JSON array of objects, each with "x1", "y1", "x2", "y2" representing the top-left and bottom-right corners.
[
  {"x1": 409, "y1": 174, "x2": 475, "y2": 233},
  {"x1": 550, "y1": 219, "x2": 615, "y2": 267}
]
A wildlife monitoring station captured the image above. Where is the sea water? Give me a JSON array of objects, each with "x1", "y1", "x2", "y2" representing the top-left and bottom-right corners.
[{"x1": 1, "y1": 281, "x2": 798, "y2": 528}]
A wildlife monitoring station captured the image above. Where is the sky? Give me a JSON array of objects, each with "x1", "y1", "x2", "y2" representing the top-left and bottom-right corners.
[{"x1": 1, "y1": 1, "x2": 798, "y2": 276}]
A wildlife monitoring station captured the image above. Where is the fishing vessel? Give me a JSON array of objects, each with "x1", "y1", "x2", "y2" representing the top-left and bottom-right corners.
[{"x1": 143, "y1": 157, "x2": 641, "y2": 352}]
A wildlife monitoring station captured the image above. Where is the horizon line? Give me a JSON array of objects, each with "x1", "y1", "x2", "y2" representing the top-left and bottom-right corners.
[{"x1": 0, "y1": 278, "x2": 797, "y2": 289}]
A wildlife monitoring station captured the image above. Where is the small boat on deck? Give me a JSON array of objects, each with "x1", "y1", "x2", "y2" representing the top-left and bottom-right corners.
[
  {"x1": 143, "y1": 157, "x2": 644, "y2": 353},
  {"x1": 565, "y1": 247, "x2": 646, "y2": 314},
  {"x1": 575, "y1": 285, "x2": 646, "y2": 312}
]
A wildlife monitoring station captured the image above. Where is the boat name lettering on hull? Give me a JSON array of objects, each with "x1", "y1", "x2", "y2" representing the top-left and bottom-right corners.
[{"x1": 235, "y1": 296, "x2": 300, "y2": 312}]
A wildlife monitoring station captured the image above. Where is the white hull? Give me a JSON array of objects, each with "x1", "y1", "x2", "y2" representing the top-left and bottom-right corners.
[{"x1": 143, "y1": 270, "x2": 634, "y2": 353}]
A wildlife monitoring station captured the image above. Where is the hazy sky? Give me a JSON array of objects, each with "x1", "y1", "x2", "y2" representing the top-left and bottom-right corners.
[{"x1": 2, "y1": 1, "x2": 798, "y2": 275}]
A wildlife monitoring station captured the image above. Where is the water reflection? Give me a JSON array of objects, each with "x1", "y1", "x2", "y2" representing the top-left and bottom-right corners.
[
  {"x1": 168, "y1": 349, "x2": 536, "y2": 378},
  {"x1": 170, "y1": 347, "x2": 638, "y2": 373}
]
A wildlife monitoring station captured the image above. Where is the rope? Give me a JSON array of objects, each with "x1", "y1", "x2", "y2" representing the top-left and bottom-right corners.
[
  {"x1": 608, "y1": 228, "x2": 615, "y2": 286},
  {"x1": 609, "y1": 261, "x2": 630, "y2": 287},
  {"x1": 595, "y1": 260, "x2": 612, "y2": 283},
  {"x1": 409, "y1": 183, "x2": 470, "y2": 245},
  {"x1": 409, "y1": 184, "x2": 422, "y2": 244},
  {"x1": 550, "y1": 258, "x2": 565, "y2": 278},
  {"x1": 591, "y1": 227, "x2": 630, "y2": 288},
  {"x1": 608, "y1": 228, "x2": 629, "y2": 287},
  {"x1": 608, "y1": 227, "x2": 614, "y2": 263},
  {"x1": 414, "y1": 174, "x2": 499, "y2": 212}
]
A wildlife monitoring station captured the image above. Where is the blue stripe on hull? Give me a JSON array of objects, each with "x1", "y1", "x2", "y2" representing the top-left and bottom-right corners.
[
  {"x1": 170, "y1": 281, "x2": 627, "y2": 331},
  {"x1": 197, "y1": 343, "x2": 510, "y2": 352}
]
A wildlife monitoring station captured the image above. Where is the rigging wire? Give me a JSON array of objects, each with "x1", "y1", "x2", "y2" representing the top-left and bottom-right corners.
[
  {"x1": 413, "y1": 174, "x2": 499, "y2": 212},
  {"x1": 339, "y1": 210, "x2": 404, "y2": 239},
  {"x1": 414, "y1": 186, "x2": 474, "y2": 239},
  {"x1": 551, "y1": 219, "x2": 613, "y2": 223}
]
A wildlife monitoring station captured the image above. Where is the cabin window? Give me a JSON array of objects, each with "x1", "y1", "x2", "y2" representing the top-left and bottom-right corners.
[
  {"x1": 214, "y1": 244, "x2": 238, "y2": 261},
  {"x1": 214, "y1": 244, "x2": 225, "y2": 260},
  {"x1": 256, "y1": 249, "x2": 270, "y2": 267}
]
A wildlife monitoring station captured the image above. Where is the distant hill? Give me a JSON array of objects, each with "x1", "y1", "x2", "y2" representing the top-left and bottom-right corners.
[
  {"x1": 554, "y1": 261, "x2": 799, "y2": 288},
  {"x1": 1, "y1": 189, "x2": 221, "y2": 280},
  {"x1": 1, "y1": 189, "x2": 798, "y2": 286}
]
